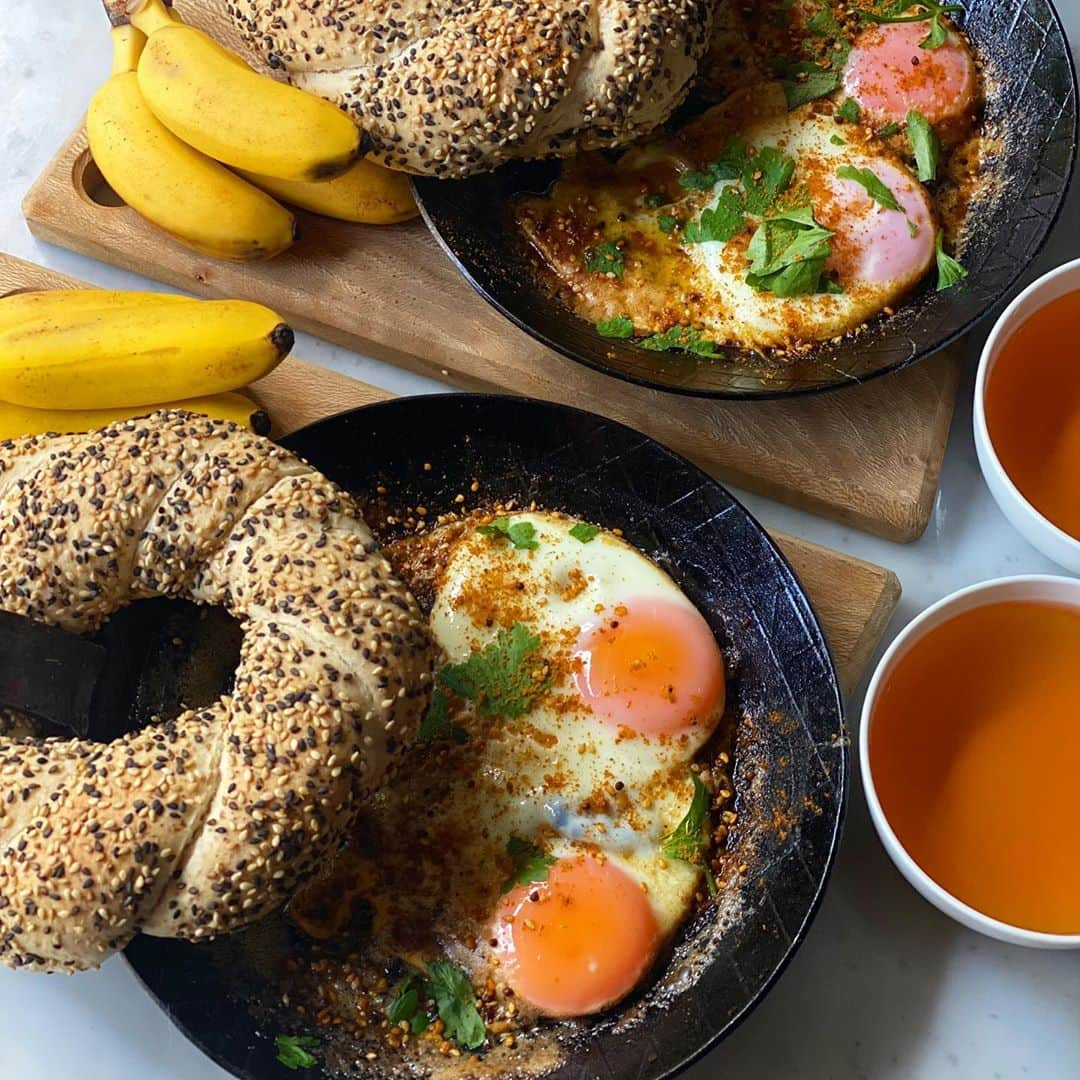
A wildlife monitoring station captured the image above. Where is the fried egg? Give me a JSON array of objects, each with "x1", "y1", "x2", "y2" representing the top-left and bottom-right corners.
[
  {"x1": 292, "y1": 510, "x2": 729, "y2": 1022},
  {"x1": 843, "y1": 22, "x2": 979, "y2": 143},
  {"x1": 516, "y1": 83, "x2": 936, "y2": 352}
]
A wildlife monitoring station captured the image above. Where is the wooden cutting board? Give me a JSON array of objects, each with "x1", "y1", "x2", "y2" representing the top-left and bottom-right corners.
[
  {"x1": 0, "y1": 253, "x2": 901, "y2": 693},
  {"x1": 20, "y1": 0, "x2": 960, "y2": 545}
]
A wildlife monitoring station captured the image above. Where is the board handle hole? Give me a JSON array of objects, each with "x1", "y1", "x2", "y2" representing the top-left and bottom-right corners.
[{"x1": 74, "y1": 150, "x2": 126, "y2": 209}]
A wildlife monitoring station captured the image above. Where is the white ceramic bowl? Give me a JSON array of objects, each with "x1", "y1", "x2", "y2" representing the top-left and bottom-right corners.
[
  {"x1": 861, "y1": 575, "x2": 1080, "y2": 949},
  {"x1": 974, "y1": 258, "x2": 1080, "y2": 574}
]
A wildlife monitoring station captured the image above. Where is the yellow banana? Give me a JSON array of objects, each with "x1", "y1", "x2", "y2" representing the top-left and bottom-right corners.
[
  {"x1": 130, "y1": 0, "x2": 361, "y2": 182},
  {"x1": 87, "y1": 25, "x2": 296, "y2": 262},
  {"x1": 237, "y1": 158, "x2": 420, "y2": 225},
  {"x1": 0, "y1": 289, "x2": 193, "y2": 333},
  {"x1": 0, "y1": 296, "x2": 293, "y2": 409},
  {"x1": 0, "y1": 393, "x2": 270, "y2": 441}
]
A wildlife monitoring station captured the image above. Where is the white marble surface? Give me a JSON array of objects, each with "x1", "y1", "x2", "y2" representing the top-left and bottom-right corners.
[{"x1": 1, "y1": 3, "x2": 1079, "y2": 1077}]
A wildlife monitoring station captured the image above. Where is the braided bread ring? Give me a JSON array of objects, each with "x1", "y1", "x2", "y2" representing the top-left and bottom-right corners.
[
  {"x1": 230, "y1": 0, "x2": 715, "y2": 177},
  {"x1": 0, "y1": 412, "x2": 434, "y2": 972}
]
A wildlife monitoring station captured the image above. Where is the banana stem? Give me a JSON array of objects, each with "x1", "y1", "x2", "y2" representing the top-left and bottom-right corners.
[
  {"x1": 128, "y1": 0, "x2": 175, "y2": 35},
  {"x1": 110, "y1": 24, "x2": 147, "y2": 74}
]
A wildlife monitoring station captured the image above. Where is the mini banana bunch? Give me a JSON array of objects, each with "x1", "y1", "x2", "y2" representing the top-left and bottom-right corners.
[
  {"x1": 87, "y1": 0, "x2": 418, "y2": 262},
  {"x1": 0, "y1": 289, "x2": 292, "y2": 438}
]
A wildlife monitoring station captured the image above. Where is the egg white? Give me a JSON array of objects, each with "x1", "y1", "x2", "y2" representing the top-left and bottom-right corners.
[{"x1": 427, "y1": 510, "x2": 719, "y2": 933}]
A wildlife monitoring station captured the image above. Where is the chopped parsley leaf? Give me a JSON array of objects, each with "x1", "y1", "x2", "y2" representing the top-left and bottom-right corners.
[
  {"x1": 681, "y1": 187, "x2": 746, "y2": 244},
  {"x1": 876, "y1": 121, "x2": 901, "y2": 138},
  {"x1": 569, "y1": 522, "x2": 600, "y2": 543},
  {"x1": 775, "y1": 58, "x2": 844, "y2": 109},
  {"x1": 476, "y1": 515, "x2": 539, "y2": 550},
  {"x1": 657, "y1": 213, "x2": 680, "y2": 234},
  {"x1": 835, "y1": 164, "x2": 904, "y2": 212},
  {"x1": 680, "y1": 169, "x2": 720, "y2": 192},
  {"x1": 906, "y1": 108, "x2": 940, "y2": 181},
  {"x1": 275, "y1": 1035, "x2": 320, "y2": 1071},
  {"x1": 745, "y1": 205, "x2": 835, "y2": 298},
  {"x1": 428, "y1": 961, "x2": 486, "y2": 1050},
  {"x1": 644, "y1": 192, "x2": 668, "y2": 208},
  {"x1": 438, "y1": 622, "x2": 548, "y2": 720},
  {"x1": 807, "y1": 5, "x2": 841, "y2": 35},
  {"x1": 418, "y1": 687, "x2": 468, "y2": 744},
  {"x1": 639, "y1": 325, "x2": 720, "y2": 356},
  {"x1": 679, "y1": 138, "x2": 750, "y2": 191},
  {"x1": 501, "y1": 836, "x2": 557, "y2": 894},
  {"x1": 742, "y1": 146, "x2": 797, "y2": 214},
  {"x1": 837, "y1": 97, "x2": 862, "y2": 124},
  {"x1": 830, "y1": 134, "x2": 847, "y2": 146},
  {"x1": 596, "y1": 314, "x2": 635, "y2": 339},
  {"x1": 387, "y1": 974, "x2": 431, "y2": 1035},
  {"x1": 935, "y1": 232, "x2": 967, "y2": 290},
  {"x1": 861, "y1": 1, "x2": 965, "y2": 50},
  {"x1": 584, "y1": 240, "x2": 625, "y2": 277},
  {"x1": 661, "y1": 774, "x2": 718, "y2": 895}
]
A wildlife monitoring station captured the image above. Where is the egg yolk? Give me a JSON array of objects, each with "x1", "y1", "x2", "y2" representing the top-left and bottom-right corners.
[
  {"x1": 493, "y1": 855, "x2": 660, "y2": 1016},
  {"x1": 572, "y1": 596, "x2": 725, "y2": 736}
]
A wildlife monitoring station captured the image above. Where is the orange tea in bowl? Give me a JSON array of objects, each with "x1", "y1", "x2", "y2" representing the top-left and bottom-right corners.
[
  {"x1": 983, "y1": 289, "x2": 1080, "y2": 540},
  {"x1": 869, "y1": 598, "x2": 1080, "y2": 935}
]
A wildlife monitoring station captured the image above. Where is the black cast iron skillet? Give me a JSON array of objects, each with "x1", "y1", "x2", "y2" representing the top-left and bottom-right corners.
[
  {"x1": 40, "y1": 396, "x2": 843, "y2": 1079},
  {"x1": 412, "y1": 0, "x2": 1077, "y2": 399}
]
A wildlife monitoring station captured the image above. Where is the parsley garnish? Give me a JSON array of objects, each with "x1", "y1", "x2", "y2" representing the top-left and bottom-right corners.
[
  {"x1": 681, "y1": 187, "x2": 746, "y2": 244},
  {"x1": 679, "y1": 170, "x2": 721, "y2": 192},
  {"x1": 906, "y1": 109, "x2": 940, "y2": 181},
  {"x1": 862, "y1": 1, "x2": 964, "y2": 50},
  {"x1": 680, "y1": 145, "x2": 794, "y2": 246},
  {"x1": 934, "y1": 232, "x2": 967, "y2": 290},
  {"x1": 807, "y1": 5, "x2": 841, "y2": 35},
  {"x1": 639, "y1": 325, "x2": 721, "y2": 356},
  {"x1": 742, "y1": 146, "x2": 797, "y2": 214},
  {"x1": 745, "y1": 205, "x2": 836, "y2": 298},
  {"x1": 476, "y1": 516, "x2": 539, "y2": 550},
  {"x1": 835, "y1": 165, "x2": 903, "y2": 212},
  {"x1": 501, "y1": 836, "x2": 556, "y2": 893},
  {"x1": 418, "y1": 687, "x2": 468, "y2": 744},
  {"x1": 661, "y1": 774, "x2": 718, "y2": 896},
  {"x1": 596, "y1": 314, "x2": 635, "y2": 339},
  {"x1": 679, "y1": 138, "x2": 749, "y2": 191},
  {"x1": 830, "y1": 134, "x2": 847, "y2": 146},
  {"x1": 775, "y1": 59, "x2": 844, "y2": 109},
  {"x1": 569, "y1": 522, "x2": 599, "y2": 543},
  {"x1": 427, "y1": 961, "x2": 486, "y2": 1050},
  {"x1": 584, "y1": 240, "x2": 625, "y2": 277},
  {"x1": 387, "y1": 973, "x2": 431, "y2": 1034},
  {"x1": 837, "y1": 97, "x2": 862, "y2": 124},
  {"x1": 876, "y1": 121, "x2": 901, "y2": 138},
  {"x1": 275, "y1": 1035, "x2": 320, "y2": 1071},
  {"x1": 644, "y1": 192, "x2": 668, "y2": 208},
  {"x1": 657, "y1": 213, "x2": 680, "y2": 234},
  {"x1": 438, "y1": 623, "x2": 548, "y2": 720},
  {"x1": 387, "y1": 964, "x2": 484, "y2": 1048}
]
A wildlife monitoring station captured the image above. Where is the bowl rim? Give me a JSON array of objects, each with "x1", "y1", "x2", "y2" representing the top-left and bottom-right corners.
[
  {"x1": 974, "y1": 256, "x2": 1080, "y2": 560},
  {"x1": 859, "y1": 573, "x2": 1080, "y2": 949}
]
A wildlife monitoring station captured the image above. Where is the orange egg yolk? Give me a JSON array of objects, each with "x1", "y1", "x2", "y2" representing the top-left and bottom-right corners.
[
  {"x1": 572, "y1": 596, "x2": 725, "y2": 736},
  {"x1": 493, "y1": 855, "x2": 660, "y2": 1016}
]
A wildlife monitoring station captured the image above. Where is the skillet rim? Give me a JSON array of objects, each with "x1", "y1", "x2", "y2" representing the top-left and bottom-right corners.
[{"x1": 123, "y1": 393, "x2": 848, "y2": 1080}]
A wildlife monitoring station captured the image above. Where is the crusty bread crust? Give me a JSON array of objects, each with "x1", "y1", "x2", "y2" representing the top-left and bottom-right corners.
[
  {"x1": 230, "y1": 0, "x2": 715, "y2": 177},
  {"x1": 0, "y1": 412, "x2": 434, "y2": 972}
]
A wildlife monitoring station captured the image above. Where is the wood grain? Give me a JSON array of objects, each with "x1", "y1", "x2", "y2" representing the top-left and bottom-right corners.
[
  {"x1": 0, "y1": 253, "x2": 901, "y2": 692},
  {"x1": 20, "y1": 0, "x2": 960, "y2": 543}
]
